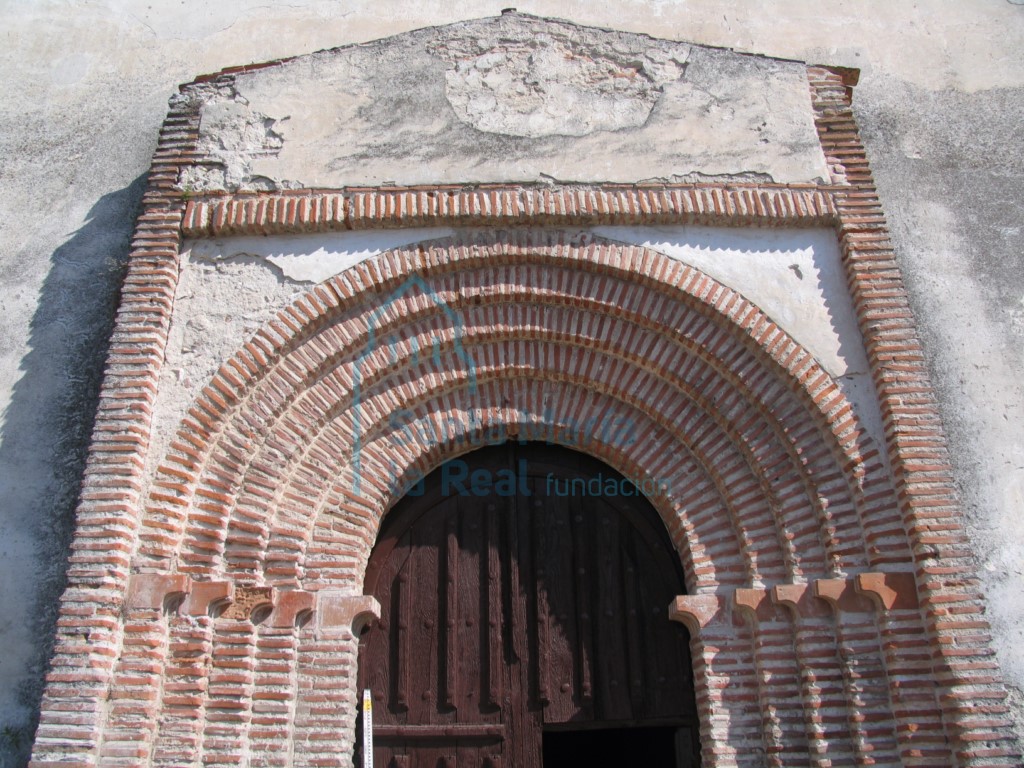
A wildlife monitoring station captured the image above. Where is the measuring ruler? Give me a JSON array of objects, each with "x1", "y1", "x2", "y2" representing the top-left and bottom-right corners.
[{"x1": 362, "y1": 689, "x2": 373, "y2": 768}]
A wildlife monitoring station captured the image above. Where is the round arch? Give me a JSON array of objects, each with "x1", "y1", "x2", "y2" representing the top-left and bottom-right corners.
[
  {"x1": 357, "y1": 442, "x2": 702, "y2": 768},
  {"x1": 139, "y1": 230, "x2": 906, "y2": 588},
  {"x1": 130, "y1": 229, "x2": 924, "y2": 767}
]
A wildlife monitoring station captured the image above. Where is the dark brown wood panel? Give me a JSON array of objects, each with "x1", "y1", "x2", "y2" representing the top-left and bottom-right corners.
[{"x1": 357, "y1": 443, "x2": 698, "y2": 768}]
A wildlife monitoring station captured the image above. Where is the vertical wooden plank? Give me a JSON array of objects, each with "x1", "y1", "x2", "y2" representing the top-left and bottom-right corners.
[
  {"x1": 543, "y1": 479, "x2": 581, "y2": 723},
  {"x1": 457, "y1": 492, "x2": 484, "y2": 720},
  {"x1": 506, "y1": 469, "x2": 543, "y2": 768},
  {"x1": 444, "y1": 510, "x2": 459, "y2": 710},
  {"x1": 395, "y1": 567, "x2": 410, "y2": 712},
  {"x1": 504, "y1": 480, "x2": 526, "y2": 665},
  {"x1": 361, "y1": 567, "x2": 391, "y2": 714},
  {"x1": 530, "y1": 494, "x2": 550, "y2": 706},
  {"x1": 362, "y1": 530, "x2": 410, "y2": 768},
  {"x1": 622, "y1": 530, "x2": 646, "y2": 717},
  {"x1": 409, "y1": 508, "x2": 445, "y2": 768},
  {"x1": 485, "y1": 502, "x2": 503, "y2": 710},
  {"x1": 570, "y1": 494, "x2": 594, "y2": 704},
  {"x1": 634, "y1": 515, "x2": 689, "y2": 720},
  {"x1": 594, "y1": 498, "x2": 630, "y2": 721}
]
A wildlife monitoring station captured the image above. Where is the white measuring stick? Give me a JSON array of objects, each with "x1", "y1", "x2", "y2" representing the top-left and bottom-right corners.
[{"x1": 362, "y1": 689, "x2": 373, "y2": 768}]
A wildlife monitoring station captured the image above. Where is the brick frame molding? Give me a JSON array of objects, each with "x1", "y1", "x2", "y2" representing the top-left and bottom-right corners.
[{"x1": 29, "y1": 62, "x2": 1020, "y2": 768}]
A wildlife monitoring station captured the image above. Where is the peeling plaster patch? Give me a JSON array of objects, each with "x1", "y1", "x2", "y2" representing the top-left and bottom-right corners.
[
  {"x1": 188, "y1": 228, "x2": 455, "y2": 283},
  {"x1": 654, "y1": 170, "x2": 775, "y2": 184},
  {"x1": 179, "y1": 84, "x2": 291, "y2": 192},
  {"x1": 148, "y1": 227, "x2": 454, "y2": 470},
  {"x1": 204, "y1": 14, "x2": 830, "y2": 188},
  {"x1": 428, "y1": 32, "x2": 688, "y2": 137},
  {"x1": 148, "y1": 249, "x2": 306, "y2": 476}
]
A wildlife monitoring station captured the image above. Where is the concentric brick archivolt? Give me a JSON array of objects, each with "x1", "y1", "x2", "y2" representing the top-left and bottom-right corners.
[
  {"x1": 135, "y1": 229, "x2": 906, "y2": 597},
  {"x1": 107, "y1": 229, "x2": 925, "y2": 768}
]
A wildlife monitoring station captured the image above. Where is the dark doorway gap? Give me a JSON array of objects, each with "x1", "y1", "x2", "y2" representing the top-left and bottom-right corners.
[{"x1": 542, "y1": 725, "x2": 699, "y2": 767}]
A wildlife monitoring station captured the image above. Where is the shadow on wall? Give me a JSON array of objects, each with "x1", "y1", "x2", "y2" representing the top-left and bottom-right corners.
[{"x1": 0, "y1": 175, "x2": 146, "y2": 768}]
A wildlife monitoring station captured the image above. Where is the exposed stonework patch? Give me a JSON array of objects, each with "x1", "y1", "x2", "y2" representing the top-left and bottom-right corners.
[
  {"x1": 186, "y1": 227, "x2": 455, "y2": 283},
  {"x1": 179, "y1": 14, "x2": 829, "y2": 191},
  {"x1": 428, "y1": 28, "x2": 688, "y2": 137},
  {"x1": 148, "y1": 248, "x2": 305, "y2": 477},
  {"x1": 178, "y1": 82, "x2": 291, "y2": 192},
  {"x1": 147, "y1": 228, "x2": 455, "y2": 473}
]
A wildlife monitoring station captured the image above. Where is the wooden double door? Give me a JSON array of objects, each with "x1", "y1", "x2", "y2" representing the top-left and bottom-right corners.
[{"x1": 357, "y1": 443, "x2": 699, "y2": 767}]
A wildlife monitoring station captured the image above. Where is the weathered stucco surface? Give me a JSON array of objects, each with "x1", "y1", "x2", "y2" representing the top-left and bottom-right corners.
[
  {"x1": 858, "y1": 77, "x2": 1024, "y2": 717},
  {"x1": 1, "y1": 1, "x2": 1023, "y2": 764},
  {"x1": 182, "y1": 15, "x2": 828, "y2": 190},
  {"x1": 159, "y1": 227, "x2": 881, "y2": 483}
]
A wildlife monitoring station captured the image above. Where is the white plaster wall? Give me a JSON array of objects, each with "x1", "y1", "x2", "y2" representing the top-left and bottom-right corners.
[
  {"x1": 153, "y1": 228, "x2": 455, "y2": 476},
  {"x1": 1, "y1": 2, "x2": 1022, "y2": 762},
  {"x1": 186, "y1": 18, "x2": 829, "y2": 189},
  {"x1": 155, "y1": 227, "x2": 884, "y2": 486}
]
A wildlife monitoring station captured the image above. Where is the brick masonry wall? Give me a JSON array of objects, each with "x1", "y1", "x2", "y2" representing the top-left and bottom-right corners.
[{"x1": 28, "y1": 63, "x2": 1021, "y2": 768}]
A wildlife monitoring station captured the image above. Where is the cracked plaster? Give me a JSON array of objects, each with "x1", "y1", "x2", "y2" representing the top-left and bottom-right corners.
[{"x1": 182, "y1": 14, "x2": 829, "y2": 191}]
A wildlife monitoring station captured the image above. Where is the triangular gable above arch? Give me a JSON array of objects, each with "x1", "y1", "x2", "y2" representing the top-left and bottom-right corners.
[{"x1": 181, "y1": 11, "x2": 830, "y2": 191}]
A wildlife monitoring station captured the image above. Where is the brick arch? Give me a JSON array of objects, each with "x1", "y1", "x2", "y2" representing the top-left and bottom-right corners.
[
  {"x1": 138, "y1": 229, "x2": 906, "y2": 593},
  {"x1": 314, "y1": 382, "x2": 760, "y2": 592},
  {"x1": 125, "y1": 230, "x2": 934, "y2": 768},
  {"x1": 310, "y1": 365, "x2": 821, "y2": 588}
]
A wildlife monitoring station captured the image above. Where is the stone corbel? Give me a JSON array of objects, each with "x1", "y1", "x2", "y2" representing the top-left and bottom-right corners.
[
  {"x1": 668, "y1": 594, "x2": 727, "y2": 634},
  {"x1": 732, "y1": 586, "x2": 776, "y2": 623},
  {"x1": 269, "y1": 590, "x2": 316, "y2": 628},
  {"x1": 855, "y1": 571, "x2": 920, "y2": 611},
  {"x1": 814, "y1": 577, "x2": 874, "y2": 613},
  {"x1": 125, "y1": 573, "x2": 192, "y2": 610},
  {"x1": 770, "y1": 582, "x2": 830, "y2": 619},
  {"x1": 316, "y1": 592, "x2": 381, "y2": 636},
  {"x1": 182, "y1": 580, "x2": 233, "y2": 616}
]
